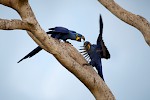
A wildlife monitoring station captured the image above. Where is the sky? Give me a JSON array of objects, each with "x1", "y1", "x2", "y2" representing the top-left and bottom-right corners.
[{"x1": 0, "y1": 0, "x2": 150, "y2": 100}]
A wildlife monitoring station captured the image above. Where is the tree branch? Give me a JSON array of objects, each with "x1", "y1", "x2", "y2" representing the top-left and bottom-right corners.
[
  {"x1": 0, "y1": 19, "x2": 32, "y2": 30},
  {"x1": 98, "y1": 0, "x2": 150, "y2": 46},
  {"x1": 0, "y1": 0, "x2": 115, "y2": 100}
]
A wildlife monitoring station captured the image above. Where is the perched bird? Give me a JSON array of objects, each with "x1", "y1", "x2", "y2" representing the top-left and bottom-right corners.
[
  {"x1": 48, "y1": 27, "x2": 85, "y2": 42},
  {"x1": 80, "y1": 15, "x2": 110, "y2": 81},
  {"x1": 18, "y1": 27, "x2": 85, "y2": 63}
]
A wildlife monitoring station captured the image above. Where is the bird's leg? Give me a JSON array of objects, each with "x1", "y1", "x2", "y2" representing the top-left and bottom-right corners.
[
  {"x1": 65, "y1": 41, "x2": 70, "y2": 44},
  {"x1": 64, "y1": 40, "x2": 73, "y2": 46},
  {"x1": 82, "y1": 63, "x2": 91, "y2": 66},
  {"x1": 83, "y1": 60, "x2": 93, "y2": 66}
]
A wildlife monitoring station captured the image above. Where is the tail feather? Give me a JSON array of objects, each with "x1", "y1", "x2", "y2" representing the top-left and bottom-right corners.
[
  {"x1": 17, "y1": 46, "x2": 42, "y2": 63},
  {"x1": 96, "y1": 61, "x2": 104, "y2": 81}
]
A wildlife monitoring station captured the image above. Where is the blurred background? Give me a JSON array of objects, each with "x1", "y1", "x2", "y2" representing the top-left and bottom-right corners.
[{"x1": 0, "y1": 0, "x2": 150, "y2": 100}]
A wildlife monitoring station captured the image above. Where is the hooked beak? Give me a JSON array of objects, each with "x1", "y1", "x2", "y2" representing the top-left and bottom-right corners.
[
  {"x1": 76, "y1": 36, "x2": 85, "y2": 42},
  {"x1": 81, "y1": 36, "x2": 85, "y2": 41}
]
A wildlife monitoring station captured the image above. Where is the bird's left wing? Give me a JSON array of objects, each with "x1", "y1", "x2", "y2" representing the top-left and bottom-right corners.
[
  {"x1": 97, "y1": 15, "x2": 110, "y2": 59},
  {"x1": 49, "y1": 27, "x2": 70, "y2": 34}
]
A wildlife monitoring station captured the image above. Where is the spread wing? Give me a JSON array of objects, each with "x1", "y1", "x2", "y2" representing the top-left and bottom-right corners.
[{"x1": 97, "y1": 15, "x2": 110, "y2": 59}]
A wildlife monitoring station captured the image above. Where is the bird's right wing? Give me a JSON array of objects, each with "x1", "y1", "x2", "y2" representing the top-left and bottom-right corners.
[
  {"x1": 100, "y1": 40, "x2": 110, "y2": 59},
  {"x1": 17, "y1": 46, "x2": 42, "y2": 63},
  {"x1": 96, "y1": 15, "x2": 103, "y2": 45},
  {"x1": 97, "y1": 15, "x2": 110, "y2": 59}
]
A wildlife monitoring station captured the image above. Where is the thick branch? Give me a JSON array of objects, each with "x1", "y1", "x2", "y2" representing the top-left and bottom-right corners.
[
  {"x1": 0, "y1": 0, "x2": 45, "y2": 50},
  {"x1": 0, "y1": 18, "x2": 46, "y2": 50},
  {"x1": 98, "y1": 0, "x2": 150, "y2": 46},
  {"x1": 0, "y1": 19, "x2": 32, "y2": 30}
]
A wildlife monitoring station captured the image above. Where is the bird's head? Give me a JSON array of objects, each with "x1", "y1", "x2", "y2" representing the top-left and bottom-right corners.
[
  {"x1": 83, "y1": 41, "x2": 91, "y2": 51},
  {"x1": 75, "y1": 33, "x2": 85, "y2": 42}
]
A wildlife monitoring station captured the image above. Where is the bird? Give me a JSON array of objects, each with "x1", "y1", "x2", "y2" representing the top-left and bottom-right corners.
[
  {"x1": 48, "y1": 27, "x2": 85, "y2": 42},
  {"x1": 17, "y1": 27, "x2": 85, "y2": 63},
  {"x1": 80, "y1": 15, "x2": 110, "y2": 81}
]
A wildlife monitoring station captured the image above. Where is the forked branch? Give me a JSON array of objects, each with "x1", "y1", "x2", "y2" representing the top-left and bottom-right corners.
[{"x1": 0, "y1": 19, "x2": 32, "y2": 30}]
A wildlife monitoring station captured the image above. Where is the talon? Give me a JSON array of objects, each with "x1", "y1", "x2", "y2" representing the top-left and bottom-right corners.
[{"x1": 82, "y1": 63, "x2": 90, "y2": 66}]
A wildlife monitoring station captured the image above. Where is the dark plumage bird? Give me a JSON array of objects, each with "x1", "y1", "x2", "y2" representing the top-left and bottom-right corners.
[
  {"x1": 18, "y1": 27, "x2": 85, "y2": 63},
  {"x1": 48, "y1": 27, "x2": 85, "y2": 42},
  {"x1": 80, "y1": 15, "x2": 110, "y2": 81}
]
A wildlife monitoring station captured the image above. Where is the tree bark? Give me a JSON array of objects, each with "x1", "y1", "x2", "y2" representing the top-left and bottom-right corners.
[
  {"x1": 98, "y1": 0, "x2": 150, "y2": 46},
  {"x1": 0, "y1": 0, "x2": 115, "y2": 100}
]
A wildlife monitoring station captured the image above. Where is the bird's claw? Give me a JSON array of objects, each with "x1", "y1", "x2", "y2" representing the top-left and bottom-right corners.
[
  {"x1": 65, "y1": 41, "x2": 70, "y2": 43},
  {"x1": 82, "y1": 63, "x2": 91, "y2": 66},
  {"x1": 65, "y1": 41, "x2": 73, "y2": 46}
]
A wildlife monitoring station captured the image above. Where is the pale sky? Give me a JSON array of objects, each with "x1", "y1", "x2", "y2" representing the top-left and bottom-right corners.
[{"x1": 0, "y1": 0, "x2": 150, "y2": 100}]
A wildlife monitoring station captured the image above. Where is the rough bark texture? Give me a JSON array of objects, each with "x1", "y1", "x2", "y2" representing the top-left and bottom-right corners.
[
  {"x1": 0, "y1": 0, "x2": 115, "y2": 100},
  {"x1": 98, "y1": 0, "x2": 150, "y2": 46}
]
